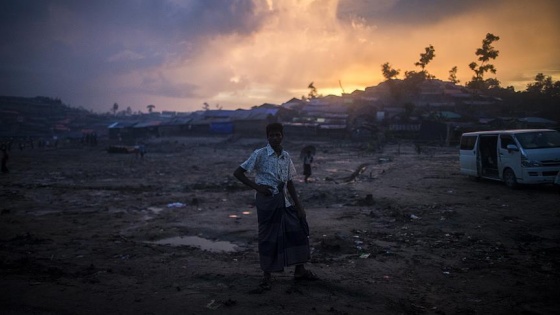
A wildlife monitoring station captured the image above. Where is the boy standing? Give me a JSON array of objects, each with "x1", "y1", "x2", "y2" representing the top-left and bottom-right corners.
[{"x1": 233, "y1": 123, "x2": 318, "y2": 290}]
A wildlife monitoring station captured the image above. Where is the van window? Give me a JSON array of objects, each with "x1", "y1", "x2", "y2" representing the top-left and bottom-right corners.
[
  {"x1": 460, "y1": 135, "x2": 477, "y2": 150},
  {"x1": 500, "y1": 134, "x2": 515, "y2": 149},
  {"x1": 515, "y1": 131, "x2": 560, "y2": 149}
]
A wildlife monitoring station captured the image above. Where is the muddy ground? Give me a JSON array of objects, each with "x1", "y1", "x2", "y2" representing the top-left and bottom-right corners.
[{"x1": 1, "y1": 136, "x2": 559, "y2": 315}]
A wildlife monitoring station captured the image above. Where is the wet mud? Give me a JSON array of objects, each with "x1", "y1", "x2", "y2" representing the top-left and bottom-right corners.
[{"x1": 1, "y1": 136, "x2": 559, "y2": 314}]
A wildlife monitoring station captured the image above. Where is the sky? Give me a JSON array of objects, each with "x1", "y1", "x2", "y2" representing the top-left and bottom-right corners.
[{"x1": 1, "y1": 0, "x2": 559, "y2": 113}]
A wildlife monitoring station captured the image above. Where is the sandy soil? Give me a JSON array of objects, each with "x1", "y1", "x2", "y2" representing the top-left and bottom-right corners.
[{"x1": 1, "y1": 136, "x2": 559, "y2": 315}]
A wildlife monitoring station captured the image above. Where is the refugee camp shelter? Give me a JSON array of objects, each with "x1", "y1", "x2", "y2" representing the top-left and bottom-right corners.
[
  {"x1": 232, "y1": 107, "x2": 280, "y2": 136},
  {"x1": 108, "y1": 121, "x2": 138, "y2": 140}
]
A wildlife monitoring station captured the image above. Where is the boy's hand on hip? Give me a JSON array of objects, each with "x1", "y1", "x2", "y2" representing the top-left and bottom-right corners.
[{"x1": 256, "y1": 184, "x2": 273, "y2": 196}]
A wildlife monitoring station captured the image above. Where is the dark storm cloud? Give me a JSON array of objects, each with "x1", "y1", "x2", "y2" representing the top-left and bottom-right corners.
[
  {"x1": 336, "y1": 0, "x2": 502, "y2": 26},
  {"x1": 0, "y1": 0, "x2": 263, "y2": 103},
  {"x1": 0, "y1": 0, "x2": 262, "y2": 46}
]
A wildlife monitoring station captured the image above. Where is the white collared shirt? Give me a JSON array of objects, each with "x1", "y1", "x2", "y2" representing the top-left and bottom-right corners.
[{"x1": 240, "y1": 144, "x2": 297, "y2": 206}]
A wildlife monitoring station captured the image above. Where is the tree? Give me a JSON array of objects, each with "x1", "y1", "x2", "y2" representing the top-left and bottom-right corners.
[
  {"x1": 126, "y1": 106, "x2": 132, "y2": 116},
  {"x1": 112, "y1": 103, "x2": 119, "y2": 116},
  {"x1": 308, "y1": 82, "x2": 319, "y2": 99},
  {"x1": 415, "y1": 45, "x2": 436, "y2": 76},
  {"x1": 522, "y1": 73, "x2": 560, "y2": 121},
  {"x1": 467, "y1": 33, "x2": 500, "y2": 90},
  {"x1": 203, "y1": 102, "x2": 210, "y2": 110},
  {"x1": 147, "y1": 104, "x2": 155, "y2": 113},
  {"x1": 381, "y1": 62, "x2": 400, "y2": 81},
  {"x1": 381, "y1": 63, "x2": 402, "y2": 103},
  {"x1": 448, "y1": 66, "x2": 460, "y2": 84},
  {"x1": 527, "y1": 73, "x2": 560, "y2": 98}
]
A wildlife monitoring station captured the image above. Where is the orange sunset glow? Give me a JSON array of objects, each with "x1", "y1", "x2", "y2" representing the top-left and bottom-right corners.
[{"x1": 1, "y1": 0, "x2": 559, "y2": 113}]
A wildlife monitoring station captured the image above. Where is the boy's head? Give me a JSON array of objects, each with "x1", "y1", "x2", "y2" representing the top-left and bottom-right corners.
[
  {"x1": 266, "y1": 123, "x2": 283, "y2": 137},
  {"x1": 266, "y1": 123, "x2": 284, "y2": 149}
]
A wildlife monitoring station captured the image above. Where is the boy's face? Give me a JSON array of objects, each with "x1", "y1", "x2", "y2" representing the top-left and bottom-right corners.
[{"x1": 267, "y1": 130, "x2": 283, "y2": 149}]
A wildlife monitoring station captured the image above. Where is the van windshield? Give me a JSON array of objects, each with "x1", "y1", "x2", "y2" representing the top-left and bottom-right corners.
[{"x1": 515, "y1": 131, "x2": 560, "y2": 149}]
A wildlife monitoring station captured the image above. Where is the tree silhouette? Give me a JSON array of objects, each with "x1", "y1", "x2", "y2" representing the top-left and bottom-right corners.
[
  {"x1": 448, "y1": 66, "x2": 460, "y2": 84},
  {"x1": 308, "y1": 82, "x2": 318, "y2": 99},
  {"x1": 415, "y1": 45, "x2": 435, "y2": 75},
  {"x1": 381, "y1": 62, "x2": 400, "y2": 81},
  {"x1": 112, "y1": 103, "x2": 119, "y2": 116},
  {"x1": 147, "y1": 104, "x2": 155, "y2": 113},
  {"x1": 527, "y1": 73, "x2": 560, "y2": 98},
  {"x1": 467, "y1": 33, "x2": 500, "y2": 90}
]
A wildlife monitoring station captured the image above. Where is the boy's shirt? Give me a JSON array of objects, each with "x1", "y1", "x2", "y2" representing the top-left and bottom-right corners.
[{"x1": 240, "y1": 144, "x2": 296, "y2": 206}]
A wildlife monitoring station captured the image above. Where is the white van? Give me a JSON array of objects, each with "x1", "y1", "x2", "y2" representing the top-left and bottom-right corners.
[{"x1": 459, "y1": 129, "x2": 560, "y2": 188}]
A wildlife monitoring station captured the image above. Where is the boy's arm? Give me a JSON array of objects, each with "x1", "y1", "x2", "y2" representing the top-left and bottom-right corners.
[
  {"x1": 233, "y1": 166, "x2": 272, "y2": 196},
  {"x1": 287, "y1": 180, "x2": 305, "y2": 219}
]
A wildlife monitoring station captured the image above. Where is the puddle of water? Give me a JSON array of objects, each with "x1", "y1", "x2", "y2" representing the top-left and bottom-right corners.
[
  {"x1": 324, "y1": 168, "x2": 341, "y2": 173},
  {"x1": 149, "y1": 236, "x2": 239, "y2": 252}
]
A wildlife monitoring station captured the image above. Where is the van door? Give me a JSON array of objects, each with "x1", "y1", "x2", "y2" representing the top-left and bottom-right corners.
[
  {"x1": 460, "y1": 134, "x2": 479, "y2": 176},
  {"x1": 479, "y1": 135, "x2": 499, "y2": 178},
  {"x1": 498, "y1": 133, "x2": 522, "y2": 185}
]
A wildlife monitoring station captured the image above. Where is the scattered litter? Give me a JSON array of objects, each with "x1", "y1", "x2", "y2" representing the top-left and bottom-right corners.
[
  {"x1": 147, "y1": 207, "x2": 163, "y2": 213},
  {"x1": 167, "y1": 202, "x2": 186, "y2": 208},
  {"x1": 242, "y1": 211, "x2": 251, "y2": 215},
  {"x1": 206, "y1": 299, "x2": 220, "y2": 310},
  {"x1": 410, "y1": 214, "x2": 420, "y2": 219},
  {"x1": 443, "y1": 271, "x2": 450, "y2": 275},
  {"x1": 359, "y1": 253, "x2": 371, "y2": 259},
  {"x1": 228, "y1": 214, "x2": 239, "y2": 218}
]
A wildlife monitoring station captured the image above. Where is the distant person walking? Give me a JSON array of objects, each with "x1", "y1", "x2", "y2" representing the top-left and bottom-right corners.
[
  {"x1": 1, "y1": 145, "x2": 8, "y2": 174},
  {"x1": 135, "y1": 142, "x2": 146, "y2": 158},
  {"x1": 233, "y1": 123, "x2": 318, "y2": 290},
  {"x1": 303, "y1": 149, "x2": 313, "y2": 183}
]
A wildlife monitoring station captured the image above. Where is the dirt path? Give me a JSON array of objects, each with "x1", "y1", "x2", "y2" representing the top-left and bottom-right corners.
[{"x1": 1, "y1": 137, "x2": 558, "y2": 314}]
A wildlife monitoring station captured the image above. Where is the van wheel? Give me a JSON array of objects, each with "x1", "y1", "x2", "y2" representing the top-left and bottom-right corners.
[{"x1": 503, "y1": 168, "x2": 518, "y2": 188}]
